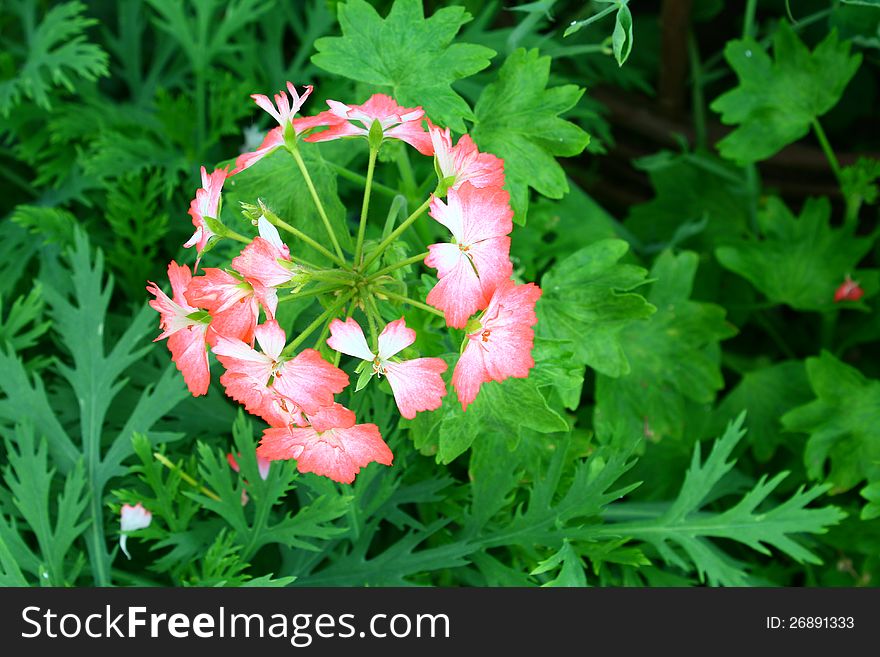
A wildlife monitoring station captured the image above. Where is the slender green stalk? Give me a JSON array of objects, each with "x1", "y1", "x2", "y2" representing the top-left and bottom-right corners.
[
  {"x1": 262, "y1": 207, "x2": 348, "y2": 268},
  {"x1": 153, "y1": 452, "x2": 220, "y2": 501},
  {"x1": 365, "y1": 295, "x2": 380, "y2": 350},
  {"x1": 278, "y1": 284, "x2": 348, "y2": 305},
  {"x1": 368, "y1": 252, "x2": 429, "y2": 280},
  {"x1": 688, "y1": 32, "x2": 707, "y2": 152},
  {"x1": 743, "y1": 0, "x2": 758, "y2": 39},
  {"x1": 362, "y1": 197, "x2": 432, "y2": 271},
  {"x1": 282, "y1": 292, "x2": 354, "y2": 356},
  {"x1": 289, "y1": 147, "x2": 347, "y2": 261},
  {"x1": 375, "y1": 287, "x2": 445, "y2": 318},
  {"x1": 328, "y1": 162, "x2": 398, "y2": 198},
  {"x1": 397, "y1": 147, "x2": 418, "y2": 200},
  {"x1": 811, "y1": 118, "x2": 842, "y2": 184},
  {"x1": 355, "y1": 147, "x2": 378, "y2": 267}
]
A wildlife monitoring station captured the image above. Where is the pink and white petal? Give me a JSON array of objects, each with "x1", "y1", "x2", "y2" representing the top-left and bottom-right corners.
[
  {"x1": 166, "y1": 261, "x2": 194, "y2": 307},
  {"x1": 184, "y1": 269, "x2": 249, "y2": 314},
  {"x1": 377, "y1": 318, "x2": 416, "y2": 360},
  {"x1": 385, "y1": 121, "x2": 434, "y2": 155},
  {"x1": 252, "y1": 283, "x2": 279, "y2": 320},
  {"x1": 206, "y1": 297, "x2": 258, "y2": 346},
  {"x1": 232, "y1": 127, "x2": 284, "y2": 174},
  {"x1": 428, "y1": 195, "x2": 464, "y2": 241},
  {"x1": 425, "y1": 253, "x2": 484, "y2": 329},
  {"x1": 254, "y1": 319, "x2": 287, "y2": 361},
  {"x1": 452, "y1": 341, "x2": 490, "y2": 411},
  {"x1": 327, "y1": 318, "x2": 374, "y2": 361},
  {"x1": 384, "y1": 358, "x2": 448, "y2": 419},
  {"x1": 167, "y1": 325, "x2": 211, "y2": 396},
  {"x1": 273, "y1": 349, "x2": 349, "y2": 415},
  {"x1": 219, "y1": 370, "x2": 274, "y2": 418},
  {"x1": 308, "y1": 403, "x2": 357, "y2": 433},
  {"x1": 454, "y1": 183, "x2": 513, "y2": 245},
  {"x1": 257, "y1": 215, "x2": 289, "y2": 257},
  {"x1": 232, "y1": 237, "x2": 293, "y2": 288},
  {"x1": 468, "y1": 236, "x2": 513, "y2": 302},
  {"x1": 336, "y1": 424, "x2": 393, "y2": 472}
]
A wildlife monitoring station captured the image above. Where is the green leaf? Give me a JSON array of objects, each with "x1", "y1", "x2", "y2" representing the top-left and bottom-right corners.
[
  {"x1": 625, "y1": 151, "x2": 750, "y2": 250},
  {"x1": 611, "y1": 5, "x2": 634, "y2": 66},
  {"x1": 595, "y1": 250, "x2": 737, "y2": 441},
  {"x1": 716, "y1": 197, "x2": 875, "y2": 311},
  {"x1": 841, "y1": 157, "x2": 880, "y2": 206},
  {"x1": 538, "y1": 239, "x2": 654, "y2": 378},
  {"x1": 711, "y1": 22, "x2": 861, "y2": 163},
  {"x1": 223, "y1": 144, "x2": 352, "y2": 263},
  {"x1": 312, "y1": 0, "x2": 494, "y2": 131},
  {"x1": 531, "y1": 540, "x2": 587, "y2": 587},
  {"x1": 601, "y1": 414, "x2": 846, "y2": 586},
  {"x1": 782, "y1": 351, "x2": 880, "y2": 508},
  {"x1": 0, "y1": 1, "x2": 109, "y2": 116},
  {"x1": 0, "y1": 285, "x2": 51, "y2": 353},
  {"x1": 711, "y1": 361, "x2": 813, "y2": 462},
  {"x1": 2, "y1": 422, "x2": 89, "y2": 586},
  {"x1": 472, "y1": 48, "x2": 590, "y2": 225}
]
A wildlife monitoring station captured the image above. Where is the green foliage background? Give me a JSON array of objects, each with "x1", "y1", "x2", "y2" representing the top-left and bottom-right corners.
[{"x1": 0, "y1": 0, "x2": 878, "y2": 587}]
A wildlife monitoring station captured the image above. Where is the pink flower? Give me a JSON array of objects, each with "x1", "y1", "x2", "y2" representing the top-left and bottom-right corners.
[
  {"x1": 834, "y1": 275, "x2": 864, "y2": 303},
  {"x1": 227, "y1": 451, "x2": 271, "y2": 481},
  {"x1": 294, "y1": 93, "x2": 433, "y2": 155},
  {"x1": 257, "y1": 403, "x2": 392, "y2": 484},
  {"x1": 230, "y1": 217, "x2": 297, "y2": 318},
  {"x1": 147, "y1": 261, "x2": 212, "y2": 396},
  {"x1": 251, "y1": 82, "x2": 313, "y2": 128},
  {"x1": 184, "y1": 268, "x2": 259, "y2": 345},
  {"x1": 233, "y1": 127, "x2": 284, "y2": 174},
  {"x1": 120, "y1": 503, "x2": 152, "y2": 559},
  {"x1": 212, "y1": 320, "x2": 349, "y2": 420},
  {"x1": 452, "y1": 280, "x2": 542, "y2": 410},
  {"x1": 429, "y1": 123, "x2": 505, "y2": 191},
  {"x1": 425, "y1": 182, "x2": 514, "y2": 328},
  {"x1": 184, "y1": 166, "x2": 229, "y2": 255},
  {"x1": 327, "y1": 317, "x2": 447, "y2": 419}
]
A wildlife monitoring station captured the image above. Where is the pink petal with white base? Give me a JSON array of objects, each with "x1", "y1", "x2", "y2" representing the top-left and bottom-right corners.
[
  {"x1": 251, "y1": 82, "x2": 313, "y2": 128},
  {"x1": 257, "y1": 423, "x2": 392, "y2": 484},
  {"x1": 273, "y1": 349, "x2": 349, "y2": 415},
  {"x1": 452, "y1": 281, "x2": 542, "y2": 410},
  {"x1": 384, "y1": 358, "x2": 448, "y2": 419},
  {"x1": 326, "y1": 318, "x2": 374, "y2": 361},
  {"x1": 429, "y1": 124, "x2": 505, "y2": 191},
  {"x1": 227, "y1": 452, "x2": 271, "y2": 480},
  {"x1": 232, "y1": 237, "x2": 294, "y2": 289},
  {"x1": 185, "y1": 167, "x2": 228, "y2": 254},
  {"x1": 377, "y1": 318, "x2": 416, "y2": 360}
]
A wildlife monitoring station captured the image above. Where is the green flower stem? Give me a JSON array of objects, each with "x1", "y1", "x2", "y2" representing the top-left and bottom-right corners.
[
  {"x1": 289, "y1": 146, "x2": 347, "y2": 262},
  {"x1": 368, "y1": 251, "x2": 429, "y2": 280},
  {"x1": 153, "y1": 452, "x2": 220, "y2": 502},
  {"x1": 261, "y1": 206, "x2": 348, "y2": 268},
  {"x1": 355, "y1": 147, "x2": 378, "y2": 267},
  {"x1": 374, "y1": 287, "x2": 445, "y2": 318},
  {"x1": 361, "y1": 196, "x2": 433, "y2": 272},
  {"x1": 277, "y1": 284, "x2": 349, "y2": 305},
  {"x1": 743, "y1": 0, "x2": 758, "y2": 39},
  {"x1": 328, "y1": 162, "x2": 397, "y2": 198},
  {"x1": 688, "y1": 32, "x2": 707, "y2": 152},
  {"x1": 811, "y1": 118, "x2": 842, "y2": 184},
  {"x1": 364, "y1": 295, "x2": 381, "y2": 350},
  {"x1": 282, "y1": 292, "x2": 354, "y2": 357}
]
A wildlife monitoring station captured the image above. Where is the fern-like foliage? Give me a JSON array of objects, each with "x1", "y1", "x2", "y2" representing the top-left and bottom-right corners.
[
  {"x1": 0, "y1": 1, "x2": 109, "y2": 115},
  {"x1": 599, "y1": 413, "x2": 846, "y2": 585},
  {"x1": 0, "y1": 229, "x2": 188, "y2": 585}
]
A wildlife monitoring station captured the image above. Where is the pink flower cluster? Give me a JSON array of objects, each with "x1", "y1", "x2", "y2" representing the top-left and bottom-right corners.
[{"x1": 147, "y1": 83, "x2": 543, "y2": 483}]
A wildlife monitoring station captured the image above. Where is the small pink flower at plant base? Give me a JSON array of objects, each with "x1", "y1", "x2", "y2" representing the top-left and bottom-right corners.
[
  {"x1": 184, "y1": 268, "x2": 259, "y2": 345},
  {"x1": 834, "y1": 275, "x2": 865, "y2": 303},
  {"x1": 327, "y1": 317, "x2": 447, "y2": 419},
  {"x1": 227, "y1": 451, "x2": 271, "y2": 480},
  {"x1": 147, "y1": 261, "x2": 212, "y2": 396},
  {"x1": 452, "y1": 280, "x2": 542, "y2": 411},
  {"x1": 120, "y1": 503, "x2": 152, "y2": 559},
  {"x1": 232, "y1": 126, "x2": 284, "y2": 174},
  {"x1": 212, "y1": 320, "x2": 349, "y2": 421},
  {"x1": 251, "y1": 82, "x2": 313, "y2": 129},
  {"x1": 257, "y1": 403, "x2": 392, "y2": 484},
  {"x1": 184, "y1": 166, "x2": 229, "y2": 256},
  {"x1": 425, "y1": 182, "x2": 514, "y2": 328},
  {"x1": 294, "y1": 93, "x2": 433, "y2": 155},
  {"x1": 429, "y1": 123, "x2": 505, "y2": 191}
]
